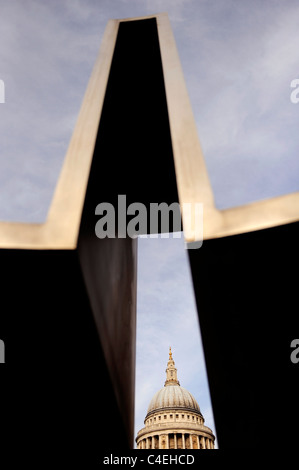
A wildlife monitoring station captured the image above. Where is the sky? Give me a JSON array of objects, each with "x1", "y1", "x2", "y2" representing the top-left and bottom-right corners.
[
  {"x1": 0, "y1": 0, "x2": 298, "y2": 449},
  {"x1": 135, "y1": 233, "x2": 217, "y2": 447},
  {"x1": 0, "y1": 0, "x2": 298, "y2": 223}
]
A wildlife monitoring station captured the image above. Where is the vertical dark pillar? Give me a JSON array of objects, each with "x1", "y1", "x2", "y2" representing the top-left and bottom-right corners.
[{"x1": 188, "y1": 221, "x2": 299, "y2": 448}]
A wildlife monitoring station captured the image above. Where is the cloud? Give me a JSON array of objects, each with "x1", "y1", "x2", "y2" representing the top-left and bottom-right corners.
[
  {"x1": 173, "y1": 0, "x2": 299, "y2": 209},
  {"x1": 0, "y1": 1, "x2": 106, "y2": 221},
  {"x1": 2, "y1": 0, "x2": 298, "y2": 221}
]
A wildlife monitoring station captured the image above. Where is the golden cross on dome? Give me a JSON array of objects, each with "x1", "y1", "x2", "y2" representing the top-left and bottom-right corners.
[{"x1": 169, "y1": 346, "x2": 173, "y2": 360}]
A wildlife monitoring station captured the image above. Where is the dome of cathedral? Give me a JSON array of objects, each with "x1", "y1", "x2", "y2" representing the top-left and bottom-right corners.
[
  {"x1": 145, "y1": 347, "x2": 202, "y2": 419},
  {"x1": 147, "y1": 384, "x2": 201, "y2": 416},
  {"x1": 135, "y1": 347, "x2": 215, "y2": 450}
]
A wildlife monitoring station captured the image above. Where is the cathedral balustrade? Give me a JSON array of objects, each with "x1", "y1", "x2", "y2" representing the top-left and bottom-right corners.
[{"x1": 136, "y1": 424, "x2": 214, "y2": 442}]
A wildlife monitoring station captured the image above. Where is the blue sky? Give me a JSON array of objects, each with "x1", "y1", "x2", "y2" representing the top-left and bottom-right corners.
[{"x1": 0, "y1": 0, "x2": 298, "y2": 449}]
